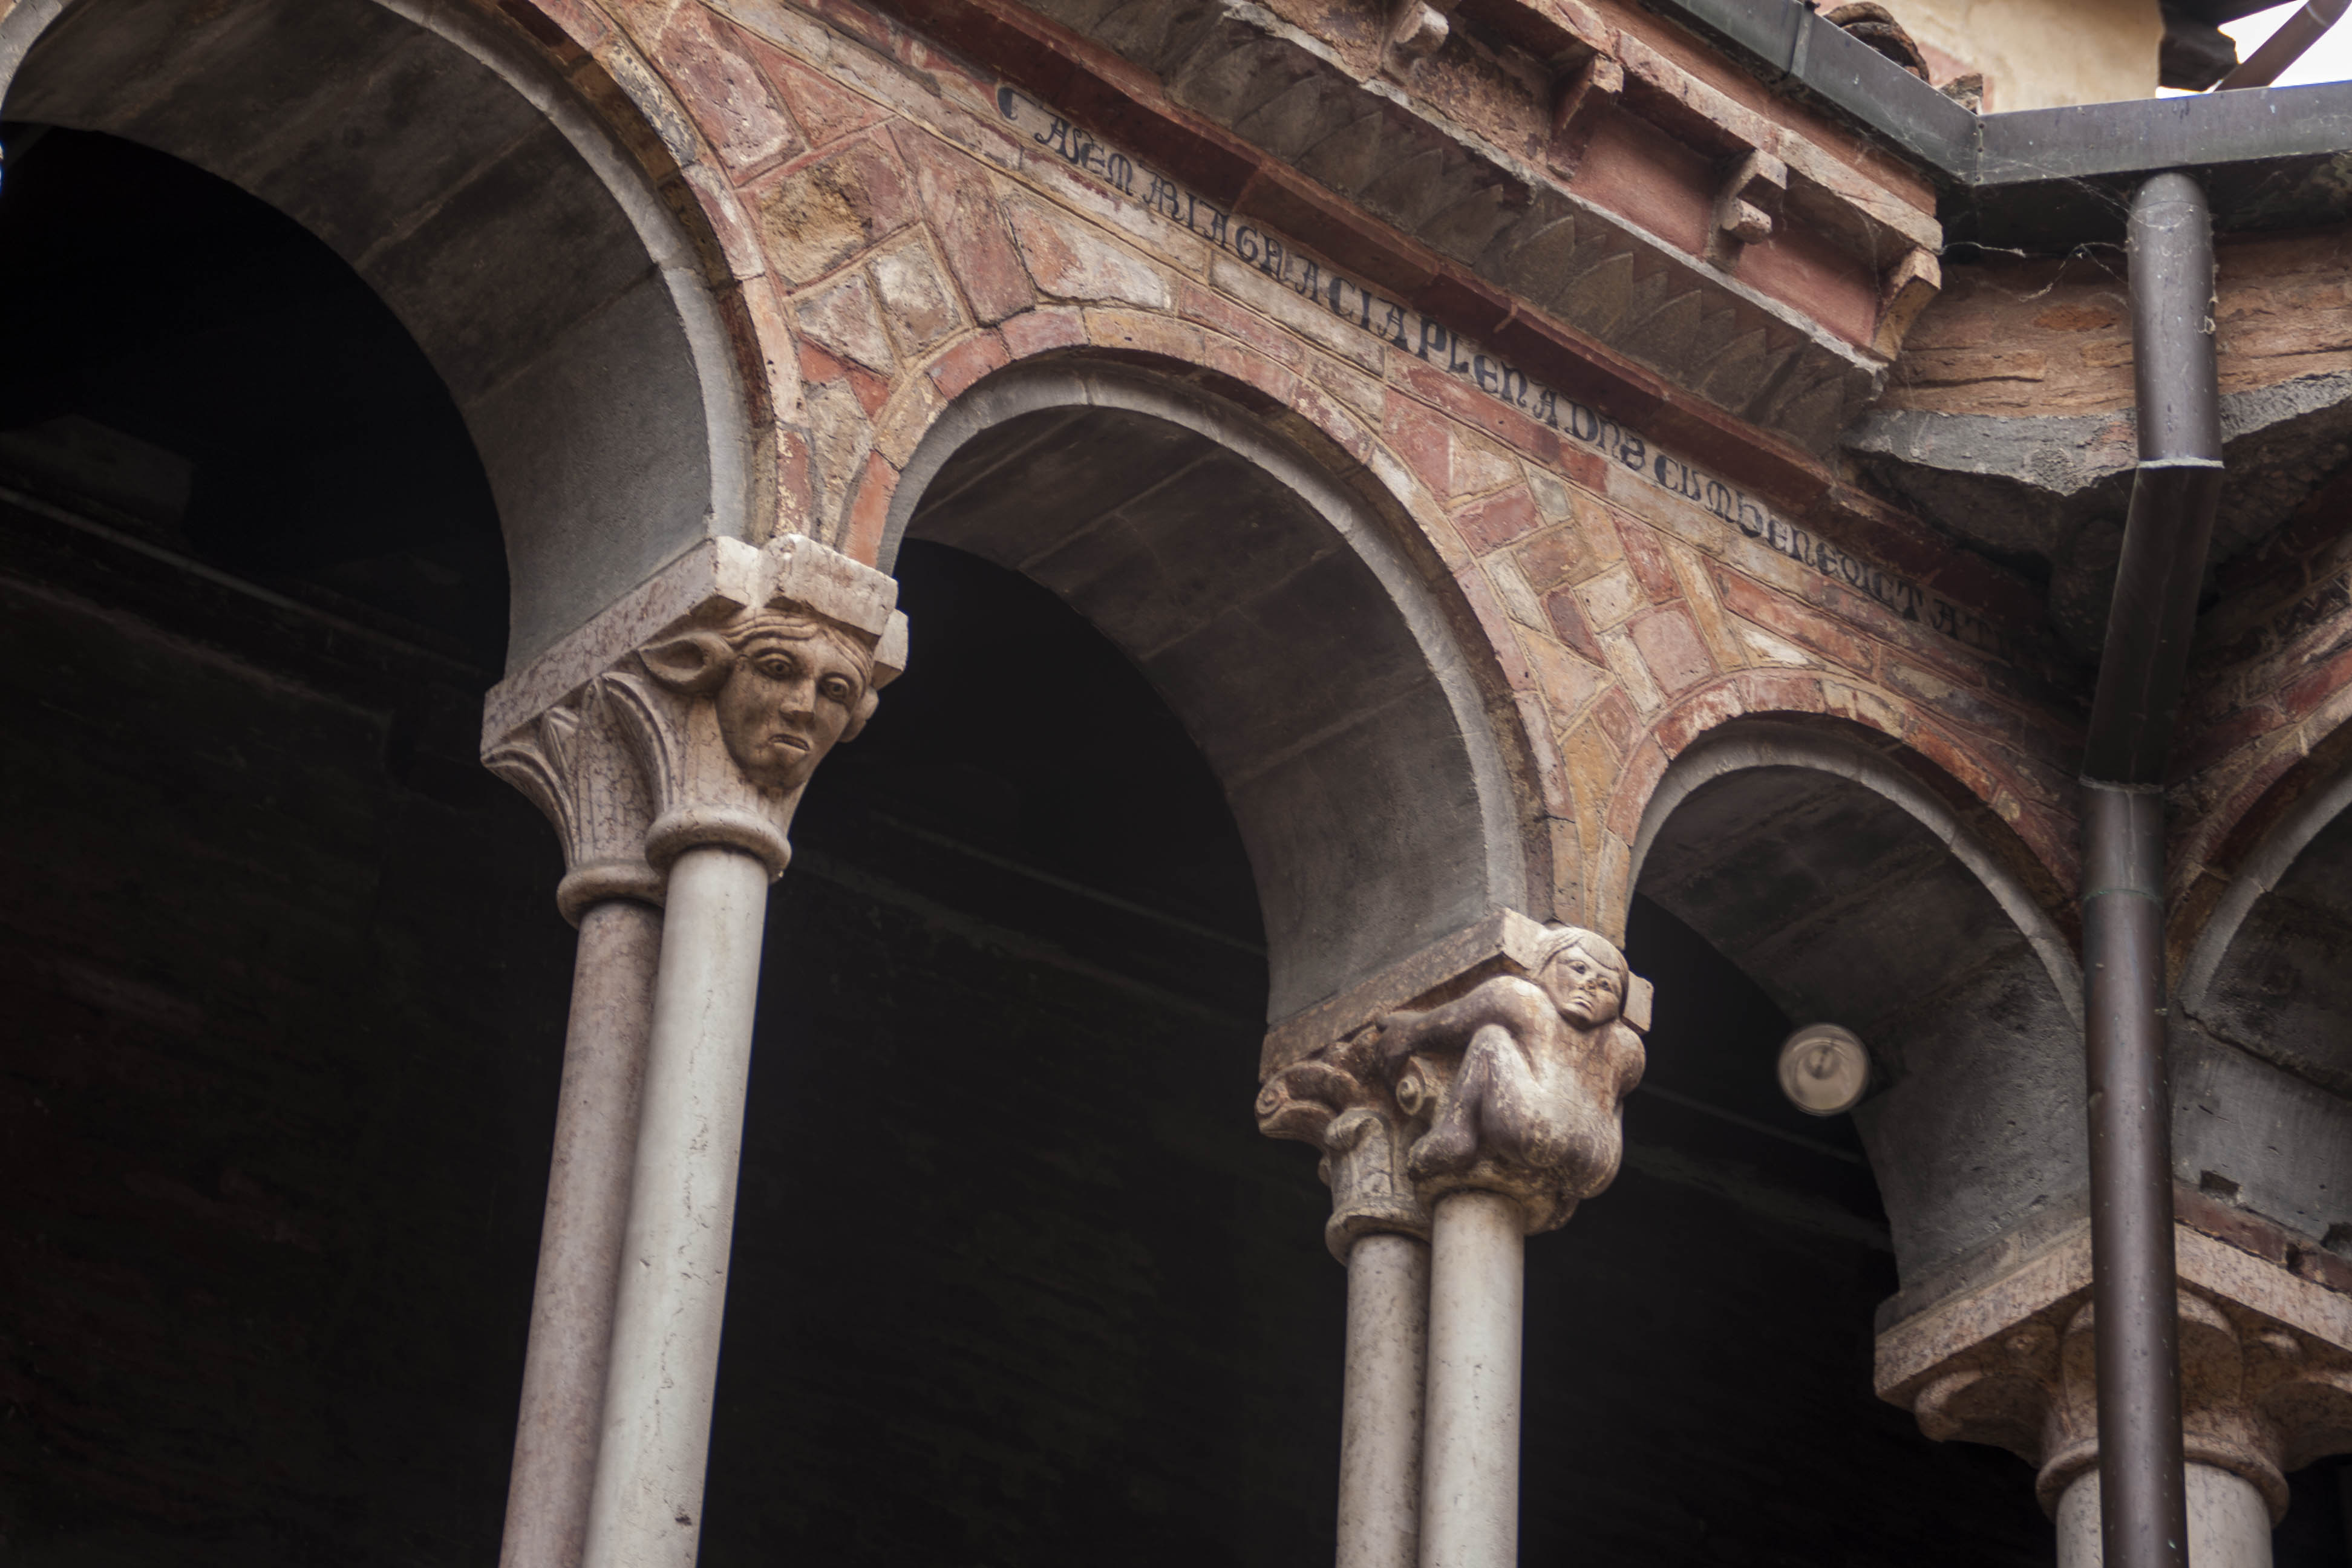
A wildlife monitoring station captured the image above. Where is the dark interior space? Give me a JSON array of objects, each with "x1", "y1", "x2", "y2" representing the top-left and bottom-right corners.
[
  {"x1": 5, "y1": 115, "x2": 2343, "y2": 1568},
  {"x1": 0, "y1": 123, "x2": 508, "y2": 670}
]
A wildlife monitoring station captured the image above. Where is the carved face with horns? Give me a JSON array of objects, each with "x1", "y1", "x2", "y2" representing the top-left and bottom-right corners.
[{"x1": 642, "y1": 607, "x2": 881, "y2": 792}]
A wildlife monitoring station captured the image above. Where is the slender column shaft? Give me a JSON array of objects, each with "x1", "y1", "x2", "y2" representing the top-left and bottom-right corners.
[
  {"x1": 1419, "y1": 1189, "x2": 1524, "y2": 1568},
  {"x1": 2057, "y1": 1466, "x2": 2273, "y2": 1568},
  {"x1": 581, "y1": 845, "x2": 773, "y2": 1568},
  {"x1": 501, "y1": 900, "x2": 664, "y2": 1568},
  {"x1": 1339, "y1": 1232, "x2": 1428, "y2": 1568}
]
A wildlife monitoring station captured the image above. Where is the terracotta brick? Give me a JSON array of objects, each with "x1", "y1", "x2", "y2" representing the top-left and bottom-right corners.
[
  {"x1": 1513, "y1": 691, "x2": 1576, "y2": 817},
  {"x1": 754, "y1": 135, "x2": 918, "y2": 286},
  {"x1": 659, "y1": 7, "x2": 804, "y2": 177},
  {"x1": 1456, "y1": 489, "x2": 1543, "y2": 555},
  {"x1": 927, "y1": 330, "x2": 1010, "y2": 400},
  {"x1": 1517, "y1": 526, "x2": 1595, "y2": 595},
  {"x1": 1382, "y1": 388, "x2": 1455, "y2": 500},
  {"x1": 1653, "y1": 679, "x2": 1749, "y2": 757},
  {"x1": 1454, "y1": 564, "x2": 1534, "y2": 692},
  {"x1": 1001, "y1": 306, "x2": 1088, "y2": 358},
  {"x1": 843, "y1": 361, "x2": 893, "y2": 418},
  {"x1": 2172, "y1": 699, "x2": 2288, "y2": 783},
  {"x1": 1593, "y1": 688, "x2": 1639, "y2": 753},
  {"x1": 1388, "y1": 358, "x2": 1564, "y2": 469},
  {"x1": 1561, "y1": 720, "x2": 1622, "y2": 827},
  {"x1": 1008, "y1": 200, "x2": 1173, "y2": 309},
  {"x1": 2278, "y1": 641, "x2": 2352, "y2": 723},
  {"x1": 1713, "y1": 566, "x2": 1875, "y2": 675},
  {"x1": 1737, "y1": 670, "x2": 1825, "y2": 717},
  {"x1": 889, "y1": 126, "x2": 1034, "y2": 324},
  {"x1": 1576, "y1": 562, "x2": 1645, "y2": 631},
  {"x1": 1605, "y1": 738, "x2": 1670, "y2": 841},
  {"x1": 1543, "y1": 587, "x2": 1609, "y2": 665},
  {"x1": 1176, "y1": 281, "x2": 1304, "y2": 366},
  {"x1": 797, "y1": 338, "x2": 848, "y2": 386},
  {"x1": 1820, "y1": 679, "x2": 1910, "y2": 741},
  {"x1": 1881, "y1": 658, "x2": 2013, "y2": 736},
  {"x1": 1201, "y1": 341, "x2": 1301, "y2": 408},
  {"x1": 754, "y1": 40, "x2": 890, "y2": 148},
  {"x1": 1908, "y1": 722, "x2": 2007, "y2": 811},
  {"x1": 1615, "y1": 515, "x2": 1681, "y2": 602},
  {"x1": 842, "y1": 450, "x2": 897, "y2": 564},
  {"x1": 776, "y1": 426, "x2": 815, "y2": 533},
  {"x1": 1522, "y1": 635, "x2": 1609, "y2": 725},
  {"x1": 1627, "y1": 607, "x2": 1714, "y2": 695}
]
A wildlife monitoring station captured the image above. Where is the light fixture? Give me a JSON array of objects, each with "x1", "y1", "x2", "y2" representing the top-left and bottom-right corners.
[{"x1": 1776, "y1": 1023, "x2": 1871, "y2": 1116}]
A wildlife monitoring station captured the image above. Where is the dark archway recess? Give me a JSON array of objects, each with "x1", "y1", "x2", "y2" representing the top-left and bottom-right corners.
[
  {"x1": 2176, "y1": 802, "x2": 2352, "y2": 1250},
  {"x1": 1638, "y1": 754, "x2": 2085, "y2": 1292},
  {"x1": 889, "y1": 376, "x2": 1532, "y2": 1025},
  {"x1": 0, "y1": 124, "x2": 508, "y2": 667},
  {"x1": 4, "y1": 0, "x2": 739, "y2": 670},
  {"x1": 0, "y1": 126, "x2": 580, "y2": 1560}
]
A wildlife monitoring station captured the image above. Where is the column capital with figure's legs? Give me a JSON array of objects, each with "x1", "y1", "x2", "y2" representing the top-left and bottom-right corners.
[{"x1": 1255, "y1": 910, "x2": 1654, "y2": 1568}]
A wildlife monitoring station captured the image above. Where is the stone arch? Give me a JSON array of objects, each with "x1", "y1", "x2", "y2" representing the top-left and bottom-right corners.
[
  {"x1": 1627, "y1": 714, "x2": 2087, "y2": 1288},
  {"x1": 2169, "y1": 735, "x2": 2352, "y2": 1244},
  {"x1": 877, "y1": 358, "x2": 1540, "y2": 1023},
  {"x1": 0, "y1": 0, "x2": 759, "y2": 671}
]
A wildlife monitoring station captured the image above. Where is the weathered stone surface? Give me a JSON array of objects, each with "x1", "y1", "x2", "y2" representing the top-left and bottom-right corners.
[{"x1": 1878, "y1": 1221, "x2": 2352, "y2": 1518}]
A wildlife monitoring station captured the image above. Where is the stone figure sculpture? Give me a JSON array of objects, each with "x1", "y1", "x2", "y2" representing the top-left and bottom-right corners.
[{"x1": 1377, "y1": 925, "x2": 1646, "y2": 1232}]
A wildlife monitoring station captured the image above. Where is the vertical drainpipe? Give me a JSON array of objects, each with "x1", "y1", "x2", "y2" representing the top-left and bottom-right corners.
[{"x1": 2079, "y1": 171, "x2": 2226, "y2": 1568}]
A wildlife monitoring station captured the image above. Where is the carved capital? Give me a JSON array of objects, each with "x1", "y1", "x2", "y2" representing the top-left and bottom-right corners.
[
  {"x1": 1258, "y1": 912, "x2": 1653, "y2": 1240},
  {"x1": 1258, "y1": 1032, "x2": 1429, "y2": 1260},
  {"x1": 1878, "y1": 1222, "x2": 2352, "y2": 1520},
  {"x1": 483, "y1": 534, "x2": 907, "y2": 896},
  {"x1": 1378, "y1": 924, "x2": 1648, "y2": 1233},
  {"x1": 486, "y1": 679, "x2": 665, "y2": 924}
]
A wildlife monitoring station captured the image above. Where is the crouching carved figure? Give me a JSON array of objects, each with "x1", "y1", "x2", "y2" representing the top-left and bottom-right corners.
[{"x1": 1379, "y1": 926, "x2": 1647, "y2": 1232}]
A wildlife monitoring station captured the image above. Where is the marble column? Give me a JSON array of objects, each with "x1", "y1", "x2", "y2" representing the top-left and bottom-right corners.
[
  {"x1": 487, "y1": 679, "x2": 668, "y2": 1568},
  {"x1": 1258, "y1": 915, "x2": 1653, "y2": 1568},
  {"x1": 1878, "y1": 1220, "x2": 2352, "y2": 1568},
  {"x1": 484, "y1": 535, "x2": 906, "y2": 1568},
  {"x1": 1260, "y1": 1051, "x2": 1433, "y2": 1568}
]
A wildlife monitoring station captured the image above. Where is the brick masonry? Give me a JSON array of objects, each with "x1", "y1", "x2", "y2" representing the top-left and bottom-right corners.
[{"x1": 424, "y1": 0, "x2": 2109, "y2": 941}]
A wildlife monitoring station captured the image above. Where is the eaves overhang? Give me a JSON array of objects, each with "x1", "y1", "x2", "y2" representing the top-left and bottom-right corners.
[{"x1": 1649, "y1": 0, "x2": 2352, "y2": 253}]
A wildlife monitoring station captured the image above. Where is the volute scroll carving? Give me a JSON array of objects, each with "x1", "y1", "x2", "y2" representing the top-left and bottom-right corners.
[
  {"x1": 1258, "y1": 1029, "x2": 1430, "y2": 1261},
  {"x1": 485, "y1": 534, "x2": 908, "y2": 904}
]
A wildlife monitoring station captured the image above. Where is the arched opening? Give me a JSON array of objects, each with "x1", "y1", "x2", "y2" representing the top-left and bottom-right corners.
[
  {"x1": 2176, "y1": 782, "x2": 2352, "y2": 1257},
  {"x1": 1606, "y1": 717, "x2": 2084, "y2": 1562},
  {"x1": 881, "y1": 364, "x2": 1535, "y2": 1022},
  {"x1": 0, "y1": 0, "x2": 727, "y2": 1552},
  {"x1": 2, "y1": 0, "x2": 749, "y2": 668}
]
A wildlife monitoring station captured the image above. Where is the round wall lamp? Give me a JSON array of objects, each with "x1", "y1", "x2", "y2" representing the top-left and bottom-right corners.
[{"x1": 1776, "y1": 1023, "x2": 1872, "y2": 1116}]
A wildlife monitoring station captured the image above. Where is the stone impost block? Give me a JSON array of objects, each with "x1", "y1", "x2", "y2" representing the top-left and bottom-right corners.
[
  {"x1": 1876, "y1": 1220, "x2": 2352, "y2": 1518},
  {"x1": 484, "y1": 535, "x2": 907, "y2": 909}
]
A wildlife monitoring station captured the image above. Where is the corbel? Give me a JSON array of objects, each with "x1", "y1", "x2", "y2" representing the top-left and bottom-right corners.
[
  {"x1": 1388, "y1": 0, "x2": 1452, "y2": 67},
  {"x1": 1546, "y1": 50, "x2": 1624, "y2": 177},
  {"x1": 1872, "y1": 244, "x2": 1942, "y2": 359},
  {"x1": 1707, "y1": 146, "x2": 1789, "y2": 270}
]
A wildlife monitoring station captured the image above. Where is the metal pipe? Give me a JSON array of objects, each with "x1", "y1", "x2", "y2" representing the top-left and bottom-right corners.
[
  {"x1": 2218, "y1": 0, "x2": 2350, "y2": 90},
  {"x1": 2077, "y1": 171, "x2": 2225, "y2": 1568}
]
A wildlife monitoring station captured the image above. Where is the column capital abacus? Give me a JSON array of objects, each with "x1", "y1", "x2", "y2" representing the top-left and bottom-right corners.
[
  {"x1": 1877, "y1": 1218, "x2": 2352, "y2": 1520},
  {"x1": 483, "y1": 534, "x2": 907, "y2": 901}
]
